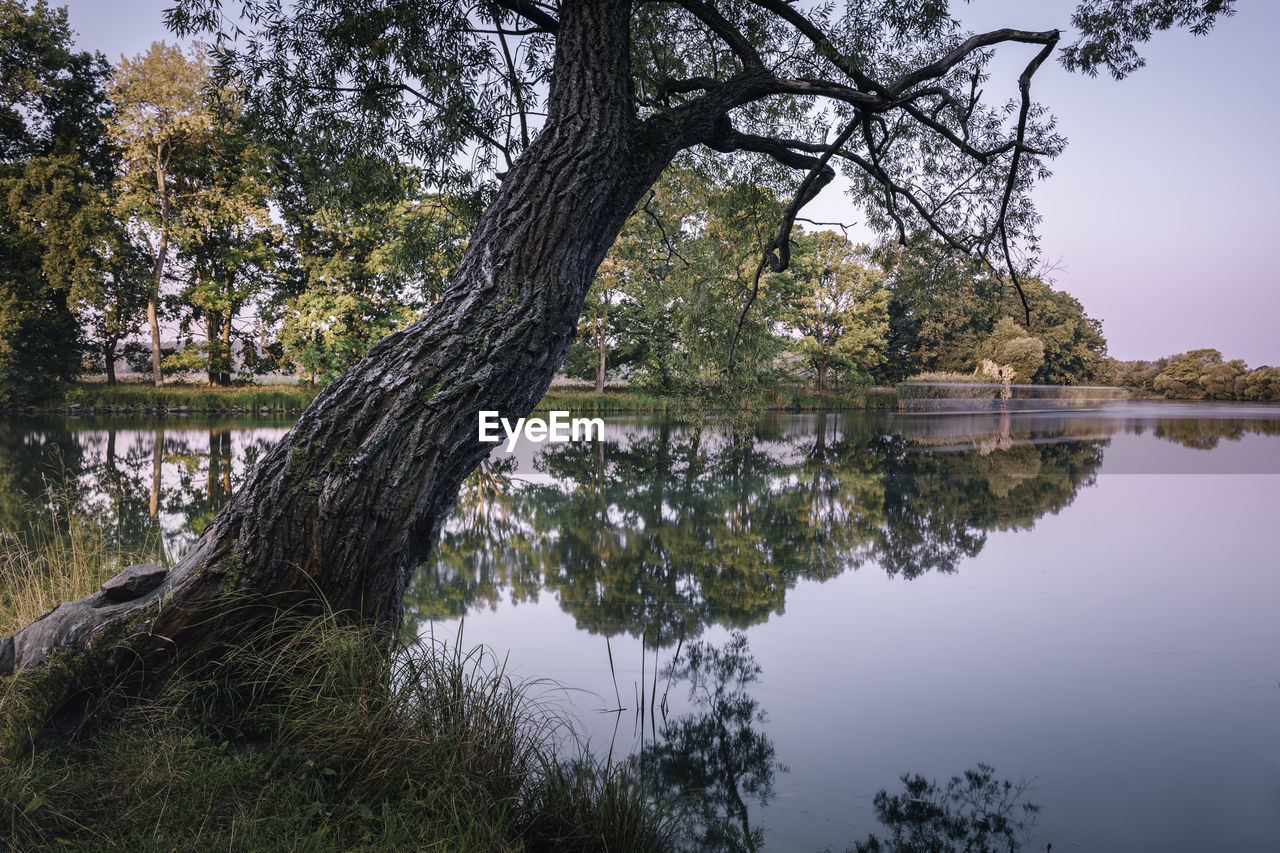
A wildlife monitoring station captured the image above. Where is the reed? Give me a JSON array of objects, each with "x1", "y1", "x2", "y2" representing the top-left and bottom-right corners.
[{"x1": 0, "y1": 602, "x2": 679, "y2": 851}]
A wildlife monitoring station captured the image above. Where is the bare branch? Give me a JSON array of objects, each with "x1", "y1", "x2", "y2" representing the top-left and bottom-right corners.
[
  {"x1": 998, "y1": 36, "x2": 1060, "y2": 324},
  {"x1": 886, "y1": 28, "x2": 1059, "y2": 97},
  {"x1": 489, "y1": 0, "x2": 559, "y2": 35},
  {"x1": 667, "y1": 0, "x2": 765, "y2": 69},
  {"x1": 742, "y1": 0, "x2": 883, "y2": 93}
]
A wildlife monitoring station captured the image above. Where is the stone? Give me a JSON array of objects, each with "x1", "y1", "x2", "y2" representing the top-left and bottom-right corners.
[{"x1": 99, "y1": 564, "x2": 168, "y2": 603}]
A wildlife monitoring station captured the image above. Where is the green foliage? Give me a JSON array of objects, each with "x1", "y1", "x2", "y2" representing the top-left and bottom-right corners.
[
  {"x1": 978, "y1": 318, "x2": 1045, "y2": 385},
  {"x1": 277, "y1": 281, "x2": 417, "y2": 385},
  {"x1": 269, "y1": 150, "x2": 471, "y2": 384},
  {"x1": 878, "y1": 237, "x2": 1106, "y2": 386},
  {"x1": 0, "y1": 248, "x2": 82, "y2": 403},
  {"x1": 0, "y1": 1, "x2": 129, "y2": 399},
  {"x1": 878, "y1": 237, "x2": 1002, "y2": 382},
  {"x1": 786, "y1": 231, "x2": 889, "y2": 390},
  {"x1": 1137, "y1": 348, "x2": 1269, "y2": 401},
  {"x1": 1064, "y1": 0, "x2": 1237, "y2": 79}
]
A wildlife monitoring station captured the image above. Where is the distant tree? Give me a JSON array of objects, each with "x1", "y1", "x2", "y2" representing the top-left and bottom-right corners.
[
  {"x1": 1153, "y1": 348, "x2": 1223, "y2": 399},
  {"x1": 878, "y1": 237, "x2": 1001, "y2": 382},
  {"x1": 1002, "y1": 278, "x2": 1107, "y2": 384},
  {"x1": 269, "y1": 151, "x2": 469, "y2": 385},
  {"x1": 787, "y1": 230, "x2": 888, "y2": 389},
  {"x1": 978, "y1": 317, "x2": 1045, "y2": 384},
  {"x1": 167, "y1": 105, "x2": 277, "y2": 385},
  {"x1": 577, "y1": 256, "x2": 623, "y2": 394},
  {"x1": 0, "y1": 0, "x2": 125, "y2": 399},
  {"x1": 1242, "y1": 366, "x2": 1280, "y2": 401},
  {"x1": 107, "y1": 41, "x2": 212, "y2": 386},
  {"x1": 1199, "y1": 358, "x2": 1248, "y2": 400}
]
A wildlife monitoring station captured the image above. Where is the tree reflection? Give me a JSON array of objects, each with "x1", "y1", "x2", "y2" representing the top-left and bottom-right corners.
[
  {"x1": 639, "y1": 632, "x2": 784, "y2": 853},
  {"x1": 1151, "y1": 416, "x2": 1280, "y2": 450},
  {"x1": 0, "y1": 416, "x2": 290, "y2": 563},
  {"x1": 844, "y1": 764, "x2": 1040, "y2": 853},
  {"x1": 414, "y1": 415, "x2": 1107, "y2": 638}
]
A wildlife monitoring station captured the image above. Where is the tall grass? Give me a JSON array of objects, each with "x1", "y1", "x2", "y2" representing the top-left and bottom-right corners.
[
  {"x1": 0, "y1": 505, "x2": 158, "y2": 638},
  {"x1": 62, "y1": 382, "x2": 318, "y2": 411},
  {"x1": 1, "y1": 591, "x2": 679, "y2": 850}
]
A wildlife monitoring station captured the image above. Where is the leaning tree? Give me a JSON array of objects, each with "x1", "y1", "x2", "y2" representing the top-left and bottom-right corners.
[{"x1": 0, "y1": 0, "x2": 1232, "y2": 725}]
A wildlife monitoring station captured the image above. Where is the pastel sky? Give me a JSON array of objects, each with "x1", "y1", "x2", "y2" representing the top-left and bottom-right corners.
[{"x1": 58, "y1": 0, "x2": 1279, "y2": 367}]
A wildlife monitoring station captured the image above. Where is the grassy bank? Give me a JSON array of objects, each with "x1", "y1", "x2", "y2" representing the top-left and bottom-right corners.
[
  {"x1": 0, "y1": 528, "x2": 677, "y2": 851},
  {"x1": 59, "y1": 382, "x2": 320, "y2": 412},
  {"x1": 535, "y1": 384, "x2": 898, "y2": 414},
  {"x1": 15, "y1": 381, "x2": 897, "y2": 416}
]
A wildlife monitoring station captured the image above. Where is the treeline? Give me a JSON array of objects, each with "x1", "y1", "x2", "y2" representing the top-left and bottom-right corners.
[
  {"x1": 1, "y1": 4, "x2": 469, "y2": 403},
  {"x1": 560, "y1": 167, "x2": 1109, "y2": 393},
  {"x1": 1106, "y1": 349, "x2": 1280, "y2": 401},
  {"x1": 2, "y1": 3, "x2": 1109, "y2": 405}
]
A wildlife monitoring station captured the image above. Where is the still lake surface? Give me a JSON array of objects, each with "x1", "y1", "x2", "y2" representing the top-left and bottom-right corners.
[{"x1": 2, "y1": 401, "x2": 1278, "y2": 850}]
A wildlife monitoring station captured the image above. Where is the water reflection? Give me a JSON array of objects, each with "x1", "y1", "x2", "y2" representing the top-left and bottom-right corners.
[
  {"x1": 844, "y1": 764, "x2": 1040, "y2": 853},
  {"x1": 2, "y1": 406, "x2": 1278, "y2": 632},
  {"x1": 638, "y1": 633, "x2": 1042, "y2": 853},
  {"x1": 413, "y1": 412, "x2": 1109, "y2": 640},
  {"x1": 640, "y1": 632, "x2": 784, "y2": 853},
  {"x1": 0, "y1": 416, "x2": 293, "y2": 560}
]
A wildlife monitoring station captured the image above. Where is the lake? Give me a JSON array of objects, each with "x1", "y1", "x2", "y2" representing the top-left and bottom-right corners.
[{"x1": 2, "y1": 401, "x2": 1278, "y2": 851}]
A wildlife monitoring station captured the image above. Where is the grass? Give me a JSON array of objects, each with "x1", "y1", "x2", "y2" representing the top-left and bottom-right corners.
[
  {"x1": 0, "y1": 513, "x2": 159, "y2": 639},
  {"x1": 61, "y1": 382, "x2": 319, "y2": 412},
  {"x1": 536, "y1": 383, "x2": 896, "y2": 414},
  {"x1": 31, "y1": 380, "x2": 895, "y2": 416},
  {"x1": 0, "y1": 524, "x2": 681, "y2": 851}
]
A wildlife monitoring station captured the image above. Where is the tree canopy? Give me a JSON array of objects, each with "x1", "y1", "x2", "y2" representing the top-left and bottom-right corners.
[{"x1": 166, "y1": 0, "x2": 1234, "y2": 318}]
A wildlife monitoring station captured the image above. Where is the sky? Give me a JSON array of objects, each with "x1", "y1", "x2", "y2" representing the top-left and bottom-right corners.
[{"x1": 56, "y1": 0, "x2": 1280, "y2": 367}]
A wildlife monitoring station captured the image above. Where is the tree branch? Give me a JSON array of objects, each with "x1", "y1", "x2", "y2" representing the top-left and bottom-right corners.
[
  {"x1": 667, "y1": 0, "x2": 765, "y2": 69},
  {"x1": 886, "y1": 28, "x2": 1060, "y2": 98},
  {"x1": 489, "y1": 0, "x2": 560, "y2": 35},
  {"x1": 707, "y1": 119, "x2": 860, "y2": 374}
]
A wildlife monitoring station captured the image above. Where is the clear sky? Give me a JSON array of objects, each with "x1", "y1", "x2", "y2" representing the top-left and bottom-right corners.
[{"x1": 58, "y1": 0, "x2": 1280, "y2": 367}]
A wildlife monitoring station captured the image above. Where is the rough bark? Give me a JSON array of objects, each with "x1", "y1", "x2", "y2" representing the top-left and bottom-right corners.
[
  {"x1": 149, "y1": 146, "x2": 169, "y2": 387},
  {"x1": 1, "y1": 0, "x2": 693, "y2": 696},
  {"x1": 595, "y1": 320, "x2": 607, "y2": 395},
  {"x1": 103, "y1": 339, "x2": 117, "y2": 385}
]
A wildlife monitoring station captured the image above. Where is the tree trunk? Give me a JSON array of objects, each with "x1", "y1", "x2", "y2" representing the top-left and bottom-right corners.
[
  {"x1": 595, "y1": 320, "x2": 606, "y2": 395},
  {"x1": 219, "y1": 314, "x2": 233, "y2": 386},
  {"x1": 147, "y1": 296, "x2": 163, "y2": 387},
  {"x1": 149, "y1": 147, "x2": 169, "y2": 388},
  {"x1": 1, "y1": 0, "x2": 690, "y2": 701},
  {"x1": 206, "y1": 308, "x2": 218, "y2": 386},
  {"x1": 104, "y1": 339, "x2": 117, "y2": 385}
]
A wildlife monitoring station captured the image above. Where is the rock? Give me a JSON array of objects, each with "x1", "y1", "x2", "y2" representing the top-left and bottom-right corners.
[
  {"x1": 99, "y1": 564, "x2": 168, "y2": 603},
  {"x1": 0, "y1": 635, "x2": 13, "y2": 675}
]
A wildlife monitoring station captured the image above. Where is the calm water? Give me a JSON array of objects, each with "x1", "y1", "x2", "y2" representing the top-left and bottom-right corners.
[{"x1": 2, "y1": 402, "x2": 1278, "y2": 851}]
